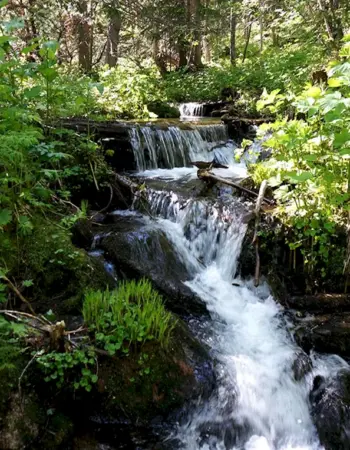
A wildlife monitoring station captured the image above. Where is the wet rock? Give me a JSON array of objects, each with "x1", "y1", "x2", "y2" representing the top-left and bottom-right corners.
[
  {"x1": 99, "y1": 226, "x2": 207, "y2": 316},
  {"x1": 294, "y1": 313, "x2": 350, "y2": 356},
  {"x1": 92, "y1": 320, "x2": 215, "y2": 425},
  {"x1": 289, "y1": 294, "x2": 350, "y2": 314},
  {"x1": 147, "y1": 101, "x2": 180, "y2": 119},
  {"x1": 291, "y1": 350, "x2": 312, "y2": 381},
  {"x1": 310, "y1": 370, "x2": 350, "y2": 449}
]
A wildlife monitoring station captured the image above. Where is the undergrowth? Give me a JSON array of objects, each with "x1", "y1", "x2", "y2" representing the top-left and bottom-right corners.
[{"x1": 83, "y1": 279, "x2": 176, "y2": 354}]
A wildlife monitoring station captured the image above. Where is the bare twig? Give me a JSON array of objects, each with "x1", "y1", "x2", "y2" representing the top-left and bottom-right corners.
[
  {"x1": 18, "y1": 351, "x2": 41, "y2": 402},
  {"x1": 90, "y1": 183, "x2": 113, "y2": 218},
  {"x1": 2, "y1": 277, "x2": 35, "y2": 314}
]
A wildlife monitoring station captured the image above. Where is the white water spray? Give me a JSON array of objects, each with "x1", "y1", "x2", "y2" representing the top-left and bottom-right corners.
[{"x1": 135, "y1": 181, "x2": 349, "y2": 450}]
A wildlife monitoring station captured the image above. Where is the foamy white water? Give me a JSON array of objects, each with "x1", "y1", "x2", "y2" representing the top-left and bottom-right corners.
[
  {"x1": 126, "y1": 121, "x2": 349, "y2": 449},
  {"x1": 137, "y1": 191, "x2": 349, "y2": 450}
]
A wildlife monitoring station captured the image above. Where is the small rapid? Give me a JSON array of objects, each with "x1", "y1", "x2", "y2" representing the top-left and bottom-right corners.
[
  {"x1": 137, "y1": 186, "x2": 348, "y2": 450},
  {"x1": 126, "y1": 120, "x2": 350, "y2": 449},
  {"x1": 128, "y1": 131, "x2": 350, "y2": 450}
]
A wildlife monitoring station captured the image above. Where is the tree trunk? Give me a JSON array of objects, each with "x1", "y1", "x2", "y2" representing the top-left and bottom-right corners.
[
  {"x1": 77, "y1": 0, "x2": 92, "y2": 72},
  {"x1": 153, "y1": 38, "x2": 168, "y2": 76},
  {"x1": 242, "y1": 21, "x2": 252, "y2": 63},
  {"x1": 202, "y1": 0, "x2": 211, "y2": 64},
  {"x1": 190, "y1": 0, "x2": 202, "y2": 68},
  {"x1": 105, "y1": 8, "x2": 121, "y2": 66},
  {"x1": 259, "y1": 0, "x2": 264, "y2": 53},
  {"x1": 230, "y1": 7, "x2": 237, "y2": 66}
]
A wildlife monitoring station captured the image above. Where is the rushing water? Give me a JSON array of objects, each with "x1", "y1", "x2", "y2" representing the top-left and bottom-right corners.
[
  {"x1": 179, "y1": 102, "x2": 205, "y2": 118},
  {"x1": 129, "y1": 123, "x2": 234, "y2": 171},
  {"x1": 129, "y1": 122, "x2": 349, "y2": 449}
]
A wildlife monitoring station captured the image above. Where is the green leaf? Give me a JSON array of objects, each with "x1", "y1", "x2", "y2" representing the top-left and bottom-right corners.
[
  {"x1": 22, "y1": 279, "x2": 33, "y2": 288},
  {"x1": 91, "y1": 374, "x2": 98, "y2": 383},
  {"x1": 0, "y1": 0, "x2": 9, "y2": 7},
  {"x1": 286, "y1": 172, "x2": 313, "y2": 183},
  {"x1": 23, "y1": 86, "x2": 42, "y2": 99},
  {"x1": 4, "y1": 18, "x2": 24, "y2": 32},
  {"x1": 17, "y1": 216, "x2": 33, "y2": 236},
  {"x1": 0, "y1": 209, "x2": 12, "y2": 227},
  {"x1": 0, "y1": 35, "x2": 13, "y2": 45},
  {"x1": 42, "y1": 40, "x2": 59, "y2": 52},
  {"x1": 328, "y1": 78, "x2": 343, "y2": 87}
]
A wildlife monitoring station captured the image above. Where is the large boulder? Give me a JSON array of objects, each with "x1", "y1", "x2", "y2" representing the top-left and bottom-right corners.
[
  {"x1": 310, "y1": 370, "x2": 350, "y2": 449},
  {"x1": 99, "y1": 224, "x2": 207, "y2": 316}
]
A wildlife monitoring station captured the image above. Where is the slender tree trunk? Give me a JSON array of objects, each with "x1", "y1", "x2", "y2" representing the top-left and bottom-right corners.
[
  {"x1": 242, "y1": 21, "x2": 252, "y2": 63},
  {"x1": 105, "y1": 8, "x2": 121, "y2": 66},
  {"x1": 191, "y1": 0, "x2": 202, "y2": 68},
  {"x1": 202, "y1": 0, "x2": 211, "y2": 64},
  {"x1": 230, "y1": 7, "x2": 237, "y2": 65},
  {"x1": 77, "y1": 0, "x2": 92, "y2": 72},
  {"x1": 259, "y1": 0, "x2": 264, "y2": 53}
]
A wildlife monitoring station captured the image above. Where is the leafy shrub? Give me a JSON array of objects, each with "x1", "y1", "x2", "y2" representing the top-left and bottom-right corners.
[
  {"x1": 36, "y1": 348, "x2": 97, "y2": 392},
  {"x1": 83, "y1": 279, "x2": 176, "y2": 354},
  {"x1": 250, "y1": 37, "x2": 350, "y2": 285}
]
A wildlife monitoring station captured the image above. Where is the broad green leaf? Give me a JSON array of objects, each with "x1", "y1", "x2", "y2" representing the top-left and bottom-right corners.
[
  {"x1": 23, "y1": 86, "x2": 42, "y2": 99},
  {"x1": 0, "y1": 35, "x2": 13, "y2": 45},
  {"x1": 0, "y1": 209, "x2": 12, "y2": 227},
  {"x1": 305, "y1": 86, "x2": 322, "y2": 98},
  {"x1": 334, "y1": 130, "x2": 350, "y2": 148},
  {"x1": 328, "y1": 78, "x2": 343, "y2": 87},
  {"x1": 0, "y1": 0, "x2": 9, "y2": 7},
  {"x1": 286, "y1": 172, "x2": 313, "y2": 183}
]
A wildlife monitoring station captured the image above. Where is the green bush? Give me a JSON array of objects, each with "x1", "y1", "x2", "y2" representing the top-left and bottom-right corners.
[{"x1": 83, "y1": 279, "x2": 176, "y2": 354}]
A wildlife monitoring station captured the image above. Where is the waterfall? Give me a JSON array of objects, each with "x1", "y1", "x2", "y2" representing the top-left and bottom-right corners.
[
  {"x1": 129, "y1": 124, "x2": 234, "y2": 171},
  {"x1": 179, "y1": 102, "x2": 205, "y2": 118},
  {"x1": 133, "y1": 181, "x2": 349, "y2": 449}
]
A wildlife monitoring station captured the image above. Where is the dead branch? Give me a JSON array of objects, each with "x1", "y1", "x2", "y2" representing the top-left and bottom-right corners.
[
  {"x1": 1, "y1": 279, "x2": 35, "y2": 314},
  {"x1": 91, "y1": 183, "x2": 113, "y2": 218},
  {"x1": 18, "y1": 351, "x2": 41, "y2": 401},
  {"x1": 253, "y1": 180, "x2": 268, "y2": 287},
  {"x1": 197, "y1": 170, "x2": 273, "y2": 205}
]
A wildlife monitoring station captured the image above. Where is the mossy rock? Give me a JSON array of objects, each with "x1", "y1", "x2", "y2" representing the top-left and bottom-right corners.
[
  {"x1": 17, "y1": 221, "x2": 114, "y2": 314},
  {"x1": 91, "y1": 320, "x2": 215, "y2": 422},
  {"x1": 147, "y1": 102, "x2": 180, "y2": 119}
]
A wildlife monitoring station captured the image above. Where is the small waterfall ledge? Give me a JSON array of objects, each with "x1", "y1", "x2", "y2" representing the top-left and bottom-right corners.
[{"x1": 128, "y1": 123, "x2": 234, "y2": 171}]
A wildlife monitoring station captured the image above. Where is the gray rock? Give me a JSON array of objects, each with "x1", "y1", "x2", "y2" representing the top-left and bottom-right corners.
[{"x1": 311, "y1": 370, "x2": 350, "y2": 449}]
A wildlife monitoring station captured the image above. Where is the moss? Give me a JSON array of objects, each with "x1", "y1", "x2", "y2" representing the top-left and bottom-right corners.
[
  {"x1": 17, "y1": 221, "x2": 113, "y2": 314},
  {"x1": 95, "y1": 321, "x2": 210, "y2": 422},
  {"x1": 147, "y1": 102, "x2": 180, "y2": 119}
]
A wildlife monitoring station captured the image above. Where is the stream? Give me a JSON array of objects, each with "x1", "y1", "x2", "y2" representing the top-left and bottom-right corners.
[{"x1": 102, "y1": 120, "x2": 350, "y2": 449}]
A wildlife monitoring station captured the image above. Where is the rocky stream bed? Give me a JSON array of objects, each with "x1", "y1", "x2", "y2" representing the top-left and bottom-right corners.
[{"x1": 2, "y1": 116, "x2": 350, "y2": 449}]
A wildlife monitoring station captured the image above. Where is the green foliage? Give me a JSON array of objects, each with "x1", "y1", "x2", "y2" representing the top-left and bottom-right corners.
[
  {"x1": 83, "y1": 279, "x2": 176, "y2": 354},
  {"x1": 162, "y1": 44, "x2": 323, "y2": 103},
  {"x1": 250, "y1": 37, "x2": 350, "y2": 283},
  {"x1": 36, "y1": 348, "x2": 97, "y2": 392},
  {"x1": 0, "y1": 316, "x2": 27, "y2": 414}
]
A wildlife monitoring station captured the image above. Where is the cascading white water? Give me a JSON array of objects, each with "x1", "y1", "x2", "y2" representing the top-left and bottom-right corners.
[
  {"x1": 179, "y1": 102, "x2": 205, "y2": 118},
  {"x1": 129, "y1": 124, "x2": 234, "y2": 171},
  {"x1": 136, "y1": 186, "x2": 349, "y2": 450}
]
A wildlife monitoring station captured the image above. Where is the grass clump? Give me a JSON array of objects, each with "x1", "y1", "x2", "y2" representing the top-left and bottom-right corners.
[{"x1": 83, "y1": 279, "x2": 176, "y2": 354}]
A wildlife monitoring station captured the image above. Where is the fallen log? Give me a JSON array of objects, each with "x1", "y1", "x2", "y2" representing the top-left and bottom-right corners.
[
  {"x1": 197, "y1": 170, "x2": 274, "y2": 205},
  {"x1": 191, "y1": 160, "x2": 229, "y2": 170}
]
